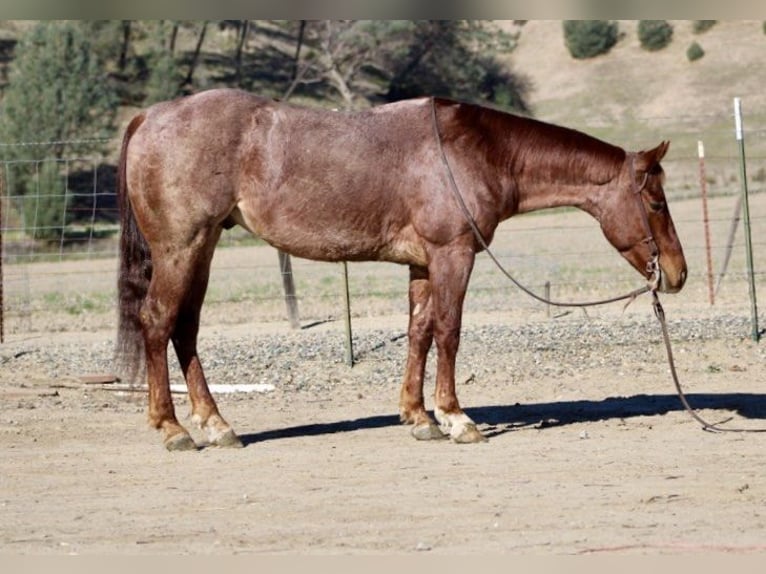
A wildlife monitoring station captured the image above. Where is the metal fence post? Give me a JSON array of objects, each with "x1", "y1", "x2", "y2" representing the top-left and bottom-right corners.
[
  {"x1": 342, "y1": 261, "x2": 354, "y2": 366},
  {"x1": 733, "y1": 97, "x2": 760, "y2": 342},
  {"x1": 0, "y1": 166, "x2": 4, "y2": 343}
]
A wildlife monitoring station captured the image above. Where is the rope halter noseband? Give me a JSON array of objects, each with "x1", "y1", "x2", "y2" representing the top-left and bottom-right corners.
[{"x1": 626, "y1": 151, "x2": 662, "y2": 293}]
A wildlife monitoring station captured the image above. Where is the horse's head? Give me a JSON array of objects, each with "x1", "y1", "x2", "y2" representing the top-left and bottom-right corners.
[{"x1": 598, "y1": 141, "x2": 687, "y2": 293}]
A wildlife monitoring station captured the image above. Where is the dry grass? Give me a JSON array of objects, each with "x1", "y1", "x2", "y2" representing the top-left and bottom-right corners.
[
  {"x1": 3, "y1": 191, "x2": 764, "y2": 337},
  {"x1": 505, "y1": 20, "x2": 766, "y2": 129}
]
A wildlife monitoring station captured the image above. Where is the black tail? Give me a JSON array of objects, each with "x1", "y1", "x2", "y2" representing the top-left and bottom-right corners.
[{"x1": 115, "y1": 114, "x2": 151, "y2": 384}]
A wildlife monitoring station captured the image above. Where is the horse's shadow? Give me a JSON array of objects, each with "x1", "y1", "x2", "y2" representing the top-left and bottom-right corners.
[{"x1": 238, "y1": 392, "x2": 766, "y2": 446}]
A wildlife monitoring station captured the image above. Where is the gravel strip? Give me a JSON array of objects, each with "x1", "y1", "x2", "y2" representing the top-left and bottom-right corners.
[{"x1": 1, "y1": 313, "x2": 760, "y2": 397}]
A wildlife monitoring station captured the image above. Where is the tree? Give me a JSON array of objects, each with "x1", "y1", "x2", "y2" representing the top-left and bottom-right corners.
[
  {"x1": 144, "y1": 21, "x2": 183, "y2": 104},
  {"x1": 638, "y1": 20, "x2": 674, "y2": 52},
  {"x1": 182, "y1": 20, "x2": 209, "y2": 89},
  {"x1": 384, "y1": 21, "x2": 528, "y2": 112},
  {"x1": 0, "y1": 21, "x2": 117, "y2": 239},
  {"x1": 291, "y1": 20, "x2": 390, "y2": 109},
  {"x1": 289, "y1": 20, "x2": 530, "y2": 113},
  {"x1": 119, "y1": 20, "x2": 132, "y2": 71},
  {"x1": 563, "y1": 20, "x2": 619, "y2": 59},
  {"x1": 232, "y1": 19, "x2": 251, "y2": 87}
]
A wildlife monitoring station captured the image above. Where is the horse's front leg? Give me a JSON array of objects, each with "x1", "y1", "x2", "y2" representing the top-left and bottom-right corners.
[
  {"x1": 399, "y1": 265, "x2": 445, "y2": 440},
  {"x1": 429, "y1": 241, "x2": 486, "y2": 444}
]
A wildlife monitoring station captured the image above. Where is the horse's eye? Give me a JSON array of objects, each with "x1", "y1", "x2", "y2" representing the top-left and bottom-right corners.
[{"x1": 648, "y1": 200, "x2": 665, "y2": 212}]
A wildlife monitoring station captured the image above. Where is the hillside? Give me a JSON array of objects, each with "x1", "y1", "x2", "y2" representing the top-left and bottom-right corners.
[
  {"x1": 504, "y1": 20, "x2": 766, "y2": 139},
  {"x1": 2, "y1": 20, "x2": 764, "y2": 132},
  {"x1": 1, "y1": 19, "x2": 764, "y2": 181}
]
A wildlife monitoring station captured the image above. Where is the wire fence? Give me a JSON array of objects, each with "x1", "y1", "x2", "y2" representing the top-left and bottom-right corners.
[{"x1": 1, "y1": 109, "x2": 765, "y2": 341}]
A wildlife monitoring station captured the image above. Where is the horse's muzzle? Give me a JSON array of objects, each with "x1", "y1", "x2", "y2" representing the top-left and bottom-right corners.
[{"x1": 659, "y1": 265, "x2": 687, "y2": 294}]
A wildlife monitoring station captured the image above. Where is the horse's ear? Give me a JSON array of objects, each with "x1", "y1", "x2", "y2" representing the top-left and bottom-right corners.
[{"x1": 635, "y1": 140, "x2": 670, "y2": 171}]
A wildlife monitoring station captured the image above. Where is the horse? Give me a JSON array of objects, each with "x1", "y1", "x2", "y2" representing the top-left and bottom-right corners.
[{"x1": 116, "y1": 88, "x2": 687, "y2": 450}]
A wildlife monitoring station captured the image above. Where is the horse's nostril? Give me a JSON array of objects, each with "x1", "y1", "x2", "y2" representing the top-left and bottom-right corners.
[{"x1": 680, "y1": 268, "x2": 687, "y2": 286}]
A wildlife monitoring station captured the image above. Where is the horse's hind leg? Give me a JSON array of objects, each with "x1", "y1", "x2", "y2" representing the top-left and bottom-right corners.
[
  {"x1": 399, "y1": 265, "x2": 445, "y2": 440},
  {"x1": 142, "y1": 230, "x2": 239, "y2": 450},
  {"x1": 170, "y1": 231, "x2": 242, "y2": 448},
  {"x1": 141, "y1": 252, "x2": 199, "y2": 451}
]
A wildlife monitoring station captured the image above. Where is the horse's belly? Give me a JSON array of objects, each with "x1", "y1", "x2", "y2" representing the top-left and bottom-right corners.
[
  {"x1": 265, "y1": 228, "x2": 427, "y2": 266},
  {"x1": 231, "y1": 206, "x2": 427, "y2": 265}
]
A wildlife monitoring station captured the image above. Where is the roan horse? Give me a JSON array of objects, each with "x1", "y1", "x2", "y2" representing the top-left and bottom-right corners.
[{"x1": 116, "y1": 88, "x2": 687, "y2": 450}]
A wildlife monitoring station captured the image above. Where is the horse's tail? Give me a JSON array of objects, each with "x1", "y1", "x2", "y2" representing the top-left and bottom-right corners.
[{"x1": 115, "y1": 113, "x2": 151, "y2": 384}]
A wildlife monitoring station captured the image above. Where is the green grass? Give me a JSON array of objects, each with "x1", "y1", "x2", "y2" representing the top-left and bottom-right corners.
[{"x1": 40, "y1": 291, "x2": 113, "y2": 315}]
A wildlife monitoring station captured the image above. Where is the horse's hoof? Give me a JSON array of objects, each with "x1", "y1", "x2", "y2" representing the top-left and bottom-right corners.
[
  {"x1": 213, "y1": 429, "x2": 244, "y2": 448},
  {"x1": 411, "y1": 422, "x2": 447, "y2": 441},
  {"x1": 451, "y1": 423, "x2": 488, "y2": 444},
  {"x1": 165, "y1": 433, "x2": 198, "y2": 451}
]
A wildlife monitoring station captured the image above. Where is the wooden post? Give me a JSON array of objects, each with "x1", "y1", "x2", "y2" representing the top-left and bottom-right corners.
[
  {"x1": 278, "y1": 250, "x2": 300, "y2": 329},
  {"x1": 733, "y1": 97, "x2": 760, "y2": 342},
  {"x1": 0, "y1": 167, "x2": 4, "y2": 343},
  {"x1": 697, "y1": 141, "x2": 715, "y2": 306},
  {"x1": 544, "y1": 281, "x2": 551, "y2": 318},
  {"x1": 342, "y1": 261, "x2": 354, "y2": 366}
]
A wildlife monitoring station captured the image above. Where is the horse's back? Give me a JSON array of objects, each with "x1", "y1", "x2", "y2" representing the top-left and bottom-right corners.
[{"x1": 124, "y1": 89, "x2": 451, "y2": 265}]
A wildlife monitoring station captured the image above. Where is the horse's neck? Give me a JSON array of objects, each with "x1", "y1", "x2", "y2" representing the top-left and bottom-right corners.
[
  {"x1": 487, "y1": 112, "x2": 623, "y2": 218},
  {"x1": 514, "y1": 179, "x2": 604, "y2": 215}
]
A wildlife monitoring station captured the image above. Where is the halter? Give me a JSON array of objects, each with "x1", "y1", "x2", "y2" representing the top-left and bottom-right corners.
[{"x1": 626, "y1": 152, "x2": 662, "y2": 292}]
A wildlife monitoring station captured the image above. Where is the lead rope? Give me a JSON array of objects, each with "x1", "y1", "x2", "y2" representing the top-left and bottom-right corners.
[
  {"x1": 651, "y1": 291, "x2": 766, "y2": 433},
  {"x1": 430, "y1": 98, "x2": 766, "y2": 433}
]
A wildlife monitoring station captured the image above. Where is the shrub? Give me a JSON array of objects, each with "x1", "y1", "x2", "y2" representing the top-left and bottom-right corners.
[
  {"x1": 562, "y1": 20, "x2": 619, "y2": 59},
  {"x1": 638, "y1": 20, "x2": 674, "y2": 51},
  {"x1": 21, "y1": 162, "x2": 69, "y2": 241},
  {"x1": 144, "y1": 21, "x2": 182, "y2": 105},
  {"x1": 686, "y1": 41, "x2": 705, "y2": 62},
  {"x1": 692, "y1": 20, "x2": 717, "y2": 34},
  {"x1": 686, "y1": 42, "x2": 705, "y2": 62},
  {"x1": 145, "y1": 49, "x2": 182, "y2": 105}
]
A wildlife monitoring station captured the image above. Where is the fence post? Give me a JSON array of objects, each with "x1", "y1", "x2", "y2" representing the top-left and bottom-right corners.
[
  {"x1": 278, "y1": 250, "x2": 300, "y2": 329},
  {"x1": 277, "y1": 88, "x2": 301, "y2": 331},
  {"x1": 715, "y1": 194, "x2": 742, "y2": 297},
  {"x1": 0, "y1": 166, "x2": 4, "y2": 343},
  {"x1": 342, "y1": 261, "x2": 354, "y2": 366},
  {"x1": 733, "y1": 97, "x2": 760, "y2": 342},
  {"x1": 697, "y1": 141, "x2": 715, "y2": 306},
  {"x1": 544, "y1": 281, "x2": 551, "y2": 318}
]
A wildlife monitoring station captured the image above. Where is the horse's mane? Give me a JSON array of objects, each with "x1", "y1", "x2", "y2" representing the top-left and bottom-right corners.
[{"x1": 449, "y1": 101, "x2": 626, "y2": 186}]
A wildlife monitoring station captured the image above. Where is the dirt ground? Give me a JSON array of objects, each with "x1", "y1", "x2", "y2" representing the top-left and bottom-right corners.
[
  {"x1": 2, "y1": 195, "x2": 766, "y2": 555},
  {"x1": 2, "y1": 312, "x2": 766, "y2": 556}
]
